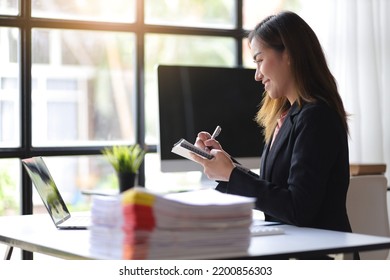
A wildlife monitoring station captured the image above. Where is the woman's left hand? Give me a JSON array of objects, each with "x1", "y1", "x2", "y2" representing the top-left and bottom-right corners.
[{"x1": 190, "y1": 149, "x2": 235, "y2": 181}]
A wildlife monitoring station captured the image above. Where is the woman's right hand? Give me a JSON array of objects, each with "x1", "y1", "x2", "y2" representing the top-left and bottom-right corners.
[{"x1": 195, "y1": 131, "x2": 223, "y2": 152}]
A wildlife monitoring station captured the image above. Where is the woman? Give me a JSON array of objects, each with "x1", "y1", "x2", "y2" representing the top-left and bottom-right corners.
[{"x1": 191, "y1": 11, "x2": 352, "y2": 233}]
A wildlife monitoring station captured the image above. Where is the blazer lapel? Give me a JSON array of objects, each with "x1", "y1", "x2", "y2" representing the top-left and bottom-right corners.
[
  {"x1": 260, "y1": 142, "x2": 270, "y2": 179},
  {"x1": 263, "y1": 102, "x2": 301, "y2": 179}
]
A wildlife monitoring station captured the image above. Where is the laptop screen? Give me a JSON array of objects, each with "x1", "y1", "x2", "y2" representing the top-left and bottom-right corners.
[{"x1": 22, "y1": 157, "x2": 71, "y2": 225}]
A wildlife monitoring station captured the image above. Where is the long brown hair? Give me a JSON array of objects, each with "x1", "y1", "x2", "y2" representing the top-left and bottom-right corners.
[{"x1": 248, "y1": 11, "x2": 348, "y2": 143}]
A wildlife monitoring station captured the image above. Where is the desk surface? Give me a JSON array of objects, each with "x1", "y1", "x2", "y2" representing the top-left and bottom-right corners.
[{"x1": 2, "y1": 214, "x2": 390, "y2": 260}]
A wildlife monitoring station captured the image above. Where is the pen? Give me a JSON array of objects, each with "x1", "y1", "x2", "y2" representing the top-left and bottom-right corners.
[
  {"x1": 211, "y1": 125, "x2": 222, "y2": 139},
  {"x1": 206, "y1": 126, "x2": 221, "y2": 152},
  {"x1": 205, "y1": 125, "x2": 222, "y2": 152}
]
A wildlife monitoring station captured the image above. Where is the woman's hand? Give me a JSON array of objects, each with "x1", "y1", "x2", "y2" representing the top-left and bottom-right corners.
[
  {"x1": 195, "y1": 131, "x2": 223, "y2": 152},
  {"x1": 191, "y1": 131, "x2": 235, "y2": 181}
]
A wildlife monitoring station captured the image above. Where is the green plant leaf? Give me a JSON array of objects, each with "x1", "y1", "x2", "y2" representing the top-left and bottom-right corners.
[{"x1": 102, "y1": 144, "x2": 146, "y2": 173}]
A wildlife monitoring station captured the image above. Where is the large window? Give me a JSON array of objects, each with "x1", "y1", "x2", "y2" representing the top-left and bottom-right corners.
[
  {"x1": 144, "y1": 0, "x2": 236, "y2": 28},
  {"x1": 0, "y1": 0, "x2": 299, "y2": 259},
  {"x1": 0, "y1": 27, "x2": 19, "y2": 147},
  {"x1": 31, "y1": 29, "x2": 136, "y2": 145},
  {"x1": 31, "y1": 0, "x2": 136, "y2": 23}
]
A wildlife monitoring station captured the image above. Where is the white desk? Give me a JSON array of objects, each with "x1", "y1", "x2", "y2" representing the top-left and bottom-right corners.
[
  {"x1": 2, "y1": 214, "x2": 390, "y2": 260},
  {"x1": 0, "y1": 214, "x2": 91, "y2": 260}
]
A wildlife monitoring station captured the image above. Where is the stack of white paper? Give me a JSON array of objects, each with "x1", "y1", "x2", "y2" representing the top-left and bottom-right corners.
[
  {"x1": 89, "y1": 195, "x2": 124, "y2": 259},
  {"x1": 89, "y1": 187, "x2": 255, "y2": 259}
]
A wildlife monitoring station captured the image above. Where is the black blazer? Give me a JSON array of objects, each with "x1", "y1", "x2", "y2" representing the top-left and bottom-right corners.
[{"x1": 216, "y1": 101, "x2": 352, "y2": 232}]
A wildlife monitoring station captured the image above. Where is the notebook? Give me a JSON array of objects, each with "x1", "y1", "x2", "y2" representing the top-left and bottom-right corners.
[
  {"x1": 171, "y1": 138, "x2": 251, "y2": 173},
  {"x1": 171, "y1": 138, "x2": 214, "y2": 160},
  {"x1": 21, "y1": 156, "x2": 91, "y2": 230}
]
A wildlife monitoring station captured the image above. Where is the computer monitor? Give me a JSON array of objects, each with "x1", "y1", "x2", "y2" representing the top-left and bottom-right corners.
[{"x1": 157, "y1": 65, "x2": 265, "y2": 172}]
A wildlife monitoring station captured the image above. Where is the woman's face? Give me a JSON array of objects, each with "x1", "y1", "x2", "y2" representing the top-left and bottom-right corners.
[{"x1": 250, "y1": 37, "x2": 297, "y2": 104}]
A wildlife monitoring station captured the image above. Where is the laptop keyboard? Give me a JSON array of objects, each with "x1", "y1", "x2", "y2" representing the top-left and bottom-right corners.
[{"x1": 250, "y1": 225, "x2": 284, "y2": 236}]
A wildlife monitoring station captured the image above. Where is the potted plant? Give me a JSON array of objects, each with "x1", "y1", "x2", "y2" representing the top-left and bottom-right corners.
[{"x1": 102, "y1": 144, "x2": 146, "y2": 192}]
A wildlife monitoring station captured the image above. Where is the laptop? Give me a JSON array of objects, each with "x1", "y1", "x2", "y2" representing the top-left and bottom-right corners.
[{"x1": 22, "y1": 156, "x2": 91, "y2": 230}]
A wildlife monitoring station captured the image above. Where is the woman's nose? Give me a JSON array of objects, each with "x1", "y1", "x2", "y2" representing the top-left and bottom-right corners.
[{"x1": 254, "y1": 69, "x2": 263, "y2": 82}]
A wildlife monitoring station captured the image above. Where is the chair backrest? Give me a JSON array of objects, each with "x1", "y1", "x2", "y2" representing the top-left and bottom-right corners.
[{"x1": 346, "y1": 175, "x2": 390, "y2": 259}]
